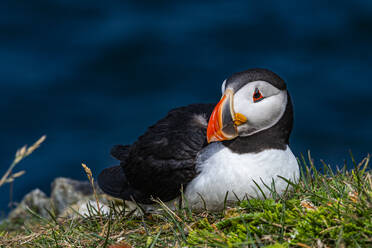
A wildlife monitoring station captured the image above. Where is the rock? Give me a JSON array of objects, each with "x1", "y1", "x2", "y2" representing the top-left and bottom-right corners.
[
  {"x1": 50, "y1": 177, "x2": 96, "y2": 215},
  {"x1": 75, "y1": 199, "x2": 110, "y2": 217},
  {"x1": 59, "y1": 196, "x2": 112, "y2": 218},
  {"x1": 8, "y1": 188, "x2": 52, "y2": 220},
  {"x1": 7, "y1": 177, "x2": 124, "y2": 222},
  {"x1": 79, "y1": 200, "x2": 110, "y2": 216},
  {"x1": 59, "y1": 192, "x2": 127, "y2": 218}
]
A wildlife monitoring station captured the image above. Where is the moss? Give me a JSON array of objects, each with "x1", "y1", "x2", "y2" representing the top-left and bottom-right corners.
[
  {"x1": 185, "y1": 155, "x2": 371, "y2": 247},
  {"x1": 1, "y1": 154, "x2": 371, "y2": 247},
  {"x1": 264, "y1": 243, "x2": 289, "y2": 248}
]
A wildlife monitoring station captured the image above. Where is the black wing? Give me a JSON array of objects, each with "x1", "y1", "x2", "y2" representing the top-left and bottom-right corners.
[{"x1": 99, "y1": 103, "x2": 215, "y2": 204}]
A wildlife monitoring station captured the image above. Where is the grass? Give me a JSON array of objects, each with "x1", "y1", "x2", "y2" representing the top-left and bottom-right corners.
[
  {"x1": 0, "y1": 152, "x2": 371, "y2": 247},
  {"x1": 0, "y1": 135, "x2": 46, "y2": 188},
  {"x1": 0, "y1": 135, "x2": 46, "y2": 210}
]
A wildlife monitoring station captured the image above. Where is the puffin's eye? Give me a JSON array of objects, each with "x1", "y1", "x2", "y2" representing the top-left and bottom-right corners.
[{"x1": 253, "y1": 88, "x2": 264, "y2": 102}]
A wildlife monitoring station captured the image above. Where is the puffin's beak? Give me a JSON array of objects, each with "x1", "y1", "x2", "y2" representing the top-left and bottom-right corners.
[{"x1": 207, "y1": 89, "x2": 247, "y2": 143}]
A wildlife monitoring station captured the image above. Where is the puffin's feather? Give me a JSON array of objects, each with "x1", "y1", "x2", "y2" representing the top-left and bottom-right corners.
[
  {"x1": 110, "y1": 145, "x2": 131, "y2": 161},
  {"x1": 98, "y1": 103, "x2": 214, "y2": 204},
  {"x1": 98, "y1": 165, "x2": 128, "y2": 198}
]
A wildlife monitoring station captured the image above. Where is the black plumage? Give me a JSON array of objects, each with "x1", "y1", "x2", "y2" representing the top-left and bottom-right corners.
[
  {"x1": 98, "y1": 103, "x2": 215, "y2": 204},
  {"x1": 225, "y1": 68, "x2": 287, "y2": 92}
]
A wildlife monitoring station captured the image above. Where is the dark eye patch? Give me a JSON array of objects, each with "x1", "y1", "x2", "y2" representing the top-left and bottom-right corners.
[{"x1": 253, "y1": 88, "x2": 264, "y2": 102}]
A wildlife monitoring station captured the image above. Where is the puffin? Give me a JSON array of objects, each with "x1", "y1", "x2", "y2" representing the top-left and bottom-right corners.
[{"x1": 98, "y1": 68, "x2": 299, "y2": 210}]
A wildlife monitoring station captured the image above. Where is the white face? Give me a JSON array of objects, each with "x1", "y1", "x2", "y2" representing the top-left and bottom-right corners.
[
  {"x1": 229, "y1": 80, "x2": 287, "y2": 136},
  {"x1": 221, "y1": 79, "x2": 227, "y2": 94}
]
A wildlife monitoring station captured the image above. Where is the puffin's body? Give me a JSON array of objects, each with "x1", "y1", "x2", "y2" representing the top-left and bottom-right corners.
[{"x1": 98, "y1": 69, "x2": 299, "y2": 210}]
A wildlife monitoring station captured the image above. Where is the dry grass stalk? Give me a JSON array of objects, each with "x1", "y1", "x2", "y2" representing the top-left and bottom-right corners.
[
  {"x1": 0, "y1": 135, "x2": 46, "y2": 187},
  {"x1": 81, "y1": 163, "x2": 101, "y2": 215},
  {"x1": 153, "y1": 198, "x2": 193, "y2": 232},
  {"x1": 300, "y1": 199, "x2": 317, "y2": 211}
]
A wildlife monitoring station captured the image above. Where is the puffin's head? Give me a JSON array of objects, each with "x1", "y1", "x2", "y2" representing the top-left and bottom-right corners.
[{"x1": 207, "y1": 68, "x2": 290, "y2": 143}]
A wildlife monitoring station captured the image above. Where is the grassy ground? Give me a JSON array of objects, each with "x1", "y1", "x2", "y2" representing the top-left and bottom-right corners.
[{"x1": 0, "y1": 152, "x2": 371, "y2": 248}]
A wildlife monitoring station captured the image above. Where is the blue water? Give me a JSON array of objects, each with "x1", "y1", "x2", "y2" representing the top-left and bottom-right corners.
[{"x1": 1, "y1": 1, "x2": 371, "y2": 215}]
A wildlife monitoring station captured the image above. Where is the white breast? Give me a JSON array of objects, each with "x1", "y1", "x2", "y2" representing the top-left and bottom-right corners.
[{"x1": 185, "y1": 142, "x2": 299, "y2": 210}]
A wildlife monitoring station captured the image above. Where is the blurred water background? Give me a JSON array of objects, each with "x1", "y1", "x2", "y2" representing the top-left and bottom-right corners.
[{"x1": 0, "y1": 0, "x2": 371, "y2": 216}]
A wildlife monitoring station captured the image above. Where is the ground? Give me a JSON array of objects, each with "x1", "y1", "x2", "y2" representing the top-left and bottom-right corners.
[{"x1": 0, "y1": 153, "x2": 371, "y2": 248}]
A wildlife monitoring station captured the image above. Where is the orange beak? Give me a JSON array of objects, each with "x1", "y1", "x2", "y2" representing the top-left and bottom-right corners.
[{"x1": 207, "y1": 89, "x2": 247, "y2": 143}]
